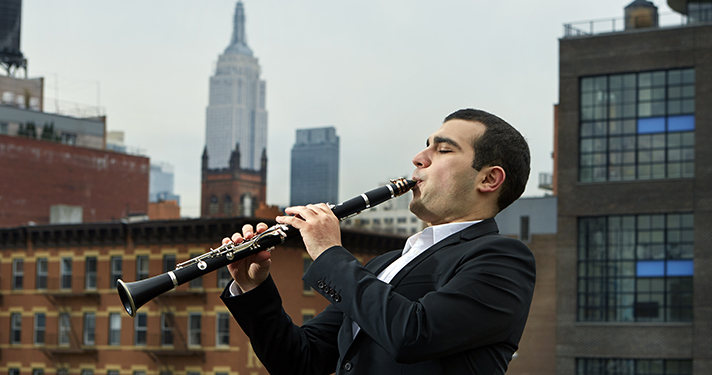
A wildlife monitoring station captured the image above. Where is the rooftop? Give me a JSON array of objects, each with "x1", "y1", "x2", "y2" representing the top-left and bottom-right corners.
[{"x1": 562, "y1": 11, "x2": 702, "y2": 38}]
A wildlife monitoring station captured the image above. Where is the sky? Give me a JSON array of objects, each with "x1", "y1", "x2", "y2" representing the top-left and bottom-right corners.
[{"x1": 20, "y1": 0, "x2": 677, "y2": 217}]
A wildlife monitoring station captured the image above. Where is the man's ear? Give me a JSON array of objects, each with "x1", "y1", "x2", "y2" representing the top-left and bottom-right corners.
[{"x1": 477, "y1": 166, "x2": 505, "y2": 193}]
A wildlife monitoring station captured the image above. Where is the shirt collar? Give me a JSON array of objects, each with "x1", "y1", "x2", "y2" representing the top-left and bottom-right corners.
[{"x1": 403, "y1": 220, "x2": 482, "y2": 255}]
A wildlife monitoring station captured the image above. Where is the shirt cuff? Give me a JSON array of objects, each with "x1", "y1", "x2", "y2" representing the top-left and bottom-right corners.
[{"x1": 228, "y1": 280, "x2": 243, "y2": 296}]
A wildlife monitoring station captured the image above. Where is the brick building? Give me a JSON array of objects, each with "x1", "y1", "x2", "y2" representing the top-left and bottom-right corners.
[
  {"x1": 0, "y1": 134, "x2": 149, "y2": 227},
  {"x1": 200, "y1": 146, "x2": 266, "y2": 219},
  {"x1": 556, "y1": 1, "x2": 711, "y2": 374},
  {"x1": 0, "y1": 218, "x2": 406, "y2": 375}
]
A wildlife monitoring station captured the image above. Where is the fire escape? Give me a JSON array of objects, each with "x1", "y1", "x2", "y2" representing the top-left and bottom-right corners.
[{"x1": 41, "y1": 276, "x2": 100, "y2": 364}]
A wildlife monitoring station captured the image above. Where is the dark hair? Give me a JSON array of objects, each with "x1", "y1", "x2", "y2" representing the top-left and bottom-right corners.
[{"x1": 444, "y1": 109, "x2": 530, "y2": 212}]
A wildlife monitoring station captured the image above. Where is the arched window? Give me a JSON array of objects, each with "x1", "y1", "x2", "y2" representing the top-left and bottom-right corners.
[
  {"x1": 224, "y1": 195, "x2": 233, "y2": 216},
  {"x1": 241, "y1": 194, "x2": 254, "y2": 217},
  {"x1": 209, "y1": 195, "x2": 219, "y2": 215}
]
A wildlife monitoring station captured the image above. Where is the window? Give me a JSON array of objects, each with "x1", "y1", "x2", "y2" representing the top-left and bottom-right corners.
[
  {"x1": 520, "y1": 216, "x2": 530, "y2": 242},
  {"x1": 579, "y1": 68, "x2": 695, "y2": 182},
  {"x1": 83, "y1": 313, "x2": 96, "y2": 345},
  {"x1": 107, "y1": 371, "x2": 119, "y2": 375},
  {"x1": 302, "y1": 313, "x2": 315, "y2": 324},
  {"x1": 135, "y1": 313, "x2": 147, "y2": 345},
  {"x1": 32, "y1": 369, "x2": 44, "y2": 375},
  {"x1": 161, "y1": 313, "x2": 174, "y2": 346},
  {"x1": 163, "y1": 254, "x2": 176, "y2": 273},
  {"x1": 110, "y1": 256, "x2": 122, "y2": 287},
  {"x1": 35, "y1": 313, "x2": 46, "y2": 344},
  {"x1": 216, "y1": 312, "x2": 230, "y2": 347},
  {"x1": 209, "y1": 195, "x2": 219, "y2": 215},
  {"x1": 303, "y1": 257, "x2": 313, "y2": 292},
  {"x1": 224, "y1": 195, "x2": 233, "y2": 215},
  {"x1": 188, "y1": 313, "x2": 201, "y2": 346},
  {"x1": 136, "y1": 255, "x2": 149, "y2": 280},
  {"x1": 577, "y1": 358, "x2": 692, "y2": 375},
  {"x1": 11, "y1": 313, "x2": 22, "y2": 344},
  {"x1": 85, "y1": 257, "x2": 97, "y2": 290},
  {"x1": 81, "y1": 370, "x2": 93, "y2": 375},
  {"x1": 60, "y1": 257, "x2": 73, "y2": 289},
  {"x1": 578, "y1": 213, "x2": 694, "y2": 322},
  {"x1": 59, "y1": 313, "x2": 71, "y2": 346},
  {"x1": 217, "y1": 267, "x2": 231, "y2": 289},
  {"x1": 9, "y1": 369, "x2": 20, "y2": 375},
  {"x1": 37, "y1": 258, "x2": 48, "y2": 289},
  {"x1": 688, "y1": 1, "x2": 712, "y2": 23},
  {"x1": 12, "y1": 259, "x2": 24, "y2": 289},
  {"x1": 108, "y1": 313, "x2": 121, "y2": 345},
  {"x1": 189, "y1": 253, "x2": 203, "y2": 288}
]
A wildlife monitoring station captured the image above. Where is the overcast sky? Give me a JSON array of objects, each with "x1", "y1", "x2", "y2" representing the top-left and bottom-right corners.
[{"x1": 21, "y1": 0, "x2": 677, "y2": 217}]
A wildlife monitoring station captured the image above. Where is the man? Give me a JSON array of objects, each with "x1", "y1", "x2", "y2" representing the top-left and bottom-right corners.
[{"x1": 221, "y1": 109, "x2": 536, "y2": 375}]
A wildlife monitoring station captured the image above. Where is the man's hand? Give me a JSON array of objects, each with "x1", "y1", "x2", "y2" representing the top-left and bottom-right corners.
[
  {"x1": 224, "y1": 223, "x2": 271, "y2": 293},
  {"x1": 276, "y1": 203, "x2": 341, "y2": 260}
]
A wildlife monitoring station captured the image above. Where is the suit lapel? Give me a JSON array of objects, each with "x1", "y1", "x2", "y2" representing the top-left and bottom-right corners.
[{"x1": 388, "y1": 218, "x2": 499, "y2": 287}]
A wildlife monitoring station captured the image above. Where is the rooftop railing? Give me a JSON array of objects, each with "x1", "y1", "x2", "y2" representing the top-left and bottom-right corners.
[{"x1": 563, "y1": 12, "x2": 696, "y2": 38}]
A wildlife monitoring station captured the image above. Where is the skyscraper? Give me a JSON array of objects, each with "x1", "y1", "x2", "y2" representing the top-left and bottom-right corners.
[
  {"x1": 205, "y1": 1, "x2": 267, "y2": 170},
  {"x1": 290, "y1": 127, "x2": 340, "y2": 206}
]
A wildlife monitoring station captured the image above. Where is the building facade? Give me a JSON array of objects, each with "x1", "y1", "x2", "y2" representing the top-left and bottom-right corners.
[
  {"x1": 200, "y1": 146, "x2": 266, "y2": 219},
  {"x1": 0, "y1": 218, "x2": 406, "y2": 375},
  {"x1": 0, "y1": 134, "x2": 149, "y2": 227},
  {"x1": 289, "y1": 127, "x2": 339, "y2": 207},
  {"x1": 496, "y1": 196, "x2": 558, "y2": 375},
  {"x1": 204, "y1": 1, "x2": 267, "y2": 171},
  {"x1": 556, "y1": 1, "x2": 711, "y2": 374}
]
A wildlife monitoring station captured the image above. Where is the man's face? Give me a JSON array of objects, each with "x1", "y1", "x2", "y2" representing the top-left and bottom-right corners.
[{"x1": 409, "y1": 119, "x2": 485, "y2": 225}]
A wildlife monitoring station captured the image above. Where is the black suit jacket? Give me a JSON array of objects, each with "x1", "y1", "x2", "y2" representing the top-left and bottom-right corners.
[{"x1": 221, "y1": 218, "x2": 536, "y2": 375}]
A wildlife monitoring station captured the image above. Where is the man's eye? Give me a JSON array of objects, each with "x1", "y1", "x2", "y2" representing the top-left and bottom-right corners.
[{"x1": 438, "y1": 149, "x2": 452, "y2": 153}]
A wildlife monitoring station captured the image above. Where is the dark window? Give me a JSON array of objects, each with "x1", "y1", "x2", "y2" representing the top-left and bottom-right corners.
[
  {"x1": 110, "y1": 256, "x2": 122, "y2": 287},
  {"x1": 163, "y1": 254, "x2": 176, "y2": 273},
  {"x1": 34, "y1": 313, "x2": 46, "y2": 344},
  {"x1": 520, "y1": 216, "x2": 530, "y2": 242},
  {"x1": 216, "y1": 312, "x2": 230, "y2": 346},
  {"x1": 136, "y1": 255, "x2": 149, "y2": 280},
  {"x1": 36, "y1": 258, "x2": 48, "y2": 289},
  {"x1": 161, "y1": 313, "x2": 174, "y2": 346},
  {"x1": 188, "y1": 313, "x2": 201, "y2": 346},
  {"x1": 85, "y1": 257, "x2": 97, "y2": 290},
  {"x1": 576, "y1": 358, "x2": 692, "y2": 375},
  {"x1": 135, "y1": 313, "x2": 147, "y2": 345},
  {"x1": 579, "y1": 68, "x2": 695, "y2": 182},
  {"x1": 578, "y1": 214, "x2": 693, "y2": 322},
  {"x1": 60, "y1": 258, "x2": 72, "y2": 289},
  {"x1": 83, "y1": 313, "x2": 96, "y2": 345},
  {"x1": 11, "y1": 313, "x2": 22, "y2": 344},
  {"x1": 12, "y1": 259, "x2": 23, "y2": 290}
]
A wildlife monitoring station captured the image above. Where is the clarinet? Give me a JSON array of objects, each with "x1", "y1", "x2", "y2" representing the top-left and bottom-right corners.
[{"x1": 117, "y1": 178, "x2": 415, "y2": 317}]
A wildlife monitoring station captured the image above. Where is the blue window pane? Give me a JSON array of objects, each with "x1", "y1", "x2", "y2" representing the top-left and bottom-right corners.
[
  {"x1": 637, "y1": 260, "x2": 665, "y2": 276},
  {"x1": 637, "y1": 117, "x2": 665, "y2": 134},
  {"x1": 667, "y1": 260, "x2": 694, "y2": 276},
  {"x1": 667, "y1": 115, "x2": 695, "y2": 132}
]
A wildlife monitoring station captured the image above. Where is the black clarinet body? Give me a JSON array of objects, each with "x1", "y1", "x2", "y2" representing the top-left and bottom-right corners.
[{"x1": 117, "y1": 178, "x2": 415, "y2": 317}]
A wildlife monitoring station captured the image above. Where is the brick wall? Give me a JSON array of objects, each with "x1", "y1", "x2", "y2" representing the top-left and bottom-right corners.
[{"x1": 0, "y1": 135, "x2": 149, "y2": 227}]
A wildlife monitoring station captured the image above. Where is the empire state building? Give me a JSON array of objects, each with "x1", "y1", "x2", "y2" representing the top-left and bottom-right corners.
[{"x1": 205, "y1": 1, "x2": 267, "y2": 170}]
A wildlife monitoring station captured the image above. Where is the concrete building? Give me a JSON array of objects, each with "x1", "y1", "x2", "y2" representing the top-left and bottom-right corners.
[
  {"x1": 556, "y1": 1, "x2": 711, "y2": 373},
  {"x1": 204, "y1": 1, "x2": 267, "y2": 171},
  {"x1": 0, "y1": 218, "x2": 406, "y2": 375},
  {"x1": 289, "y1": 127, "x2": 339, "y2": 207}
]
